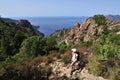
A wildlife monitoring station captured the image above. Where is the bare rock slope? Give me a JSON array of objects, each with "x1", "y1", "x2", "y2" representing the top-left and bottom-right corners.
[{"x1": 49, "y1": 59, "x2": 107, "y2": 80}]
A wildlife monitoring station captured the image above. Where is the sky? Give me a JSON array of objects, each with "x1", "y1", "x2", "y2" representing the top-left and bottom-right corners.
[{"x1": 0, "y1": 0, "x2": 120, "y2": 17}]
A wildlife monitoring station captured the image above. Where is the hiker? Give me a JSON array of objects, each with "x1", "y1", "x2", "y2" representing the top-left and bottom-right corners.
[{"x1": 70, "y1": 48, "x2": 79, "y2": 75}]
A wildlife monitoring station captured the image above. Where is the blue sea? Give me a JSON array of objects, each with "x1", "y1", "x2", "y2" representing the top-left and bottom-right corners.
[{"x1": 13, "y1": 17, "x2": 87, "y2": 36}]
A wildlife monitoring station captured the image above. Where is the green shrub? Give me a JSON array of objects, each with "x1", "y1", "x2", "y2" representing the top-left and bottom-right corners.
[
  {"x1": 18, "y1": 36, "x2": 57, "y2": 57},
  {"x1": 93, "y1": 15, "x2": 106, "y2": 26},
  {"x1": 0, "y1": 23, "x2": 30, "y2": 56},
  {"x1": 81, "y1": 41, "x2": 93, "y2": 47},
  {"x1": 88, "y1": 56, "x2": 100, "y2": 75},
  {"x1": 93, "y1": 33, "x2": 120, "y2": 60},
  {"x1": 91, "y1": 32, "x2": 120, "y2": 79}
]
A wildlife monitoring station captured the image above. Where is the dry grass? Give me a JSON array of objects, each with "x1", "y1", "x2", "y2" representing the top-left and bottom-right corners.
[{"x1": 61, "y1": 50, "x2": 71, "y2": 64}]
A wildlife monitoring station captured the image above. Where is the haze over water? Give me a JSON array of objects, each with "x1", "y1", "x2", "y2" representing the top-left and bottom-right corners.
[{"x1": 15, "y1": 17, "x2": 87, "y2": 36}]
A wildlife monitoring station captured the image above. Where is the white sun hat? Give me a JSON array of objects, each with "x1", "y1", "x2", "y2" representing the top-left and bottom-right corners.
[{"x1": 71, "y1": 48, "x2": 77, "y2": 52}]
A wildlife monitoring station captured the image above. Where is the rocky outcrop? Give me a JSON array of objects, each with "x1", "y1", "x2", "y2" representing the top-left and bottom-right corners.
[
  {"x1": 50, "y1": 16, "x2": 120, "y2": 45},
  {"x1": 1, "y1": 17, "x2": 44, "y2": 36},
  {"x1": 48, "y1": 59, "x2": 107, "y2": 80},
  {"x1": 50, "y1": 28, "x2": 71, "y2": 44},
  {"x1": 50, "y1": 18, "x2": 104, "y2": 44},
  {"x1": 16, "y1": 20, "x2": 44, "y2": 36},
  {"x1": 66, "y1": 18, "x2": 103, "y2": 43},
  {"x1": 105, "y1": 19, "x2": 120, "y2": 34}
]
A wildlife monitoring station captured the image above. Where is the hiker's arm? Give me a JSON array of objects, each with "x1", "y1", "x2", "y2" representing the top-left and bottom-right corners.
[
  {"x1": 73, "y1": 54, "x2": 78, "y2": 62},
  {"x1": 73, "y1": 57, "x2": 77, "y2": 63},
  {"x1": 70, "y1": 57, "x2": 77, "y2": 66}
]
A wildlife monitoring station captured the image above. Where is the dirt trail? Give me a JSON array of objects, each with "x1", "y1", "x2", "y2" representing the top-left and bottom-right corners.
[{"x1": 49, "y1": 59, "x2": 107, "y2": 80}]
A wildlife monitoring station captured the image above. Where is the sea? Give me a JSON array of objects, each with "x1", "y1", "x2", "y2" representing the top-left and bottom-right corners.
[{"x1": 12, "y1": 17, "x2": 87, "y2": 36}]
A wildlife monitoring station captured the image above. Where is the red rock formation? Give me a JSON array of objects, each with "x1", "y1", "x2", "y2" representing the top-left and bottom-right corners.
[{"x1": 50, "y1": 17, "x2": 120, "y2": 44}]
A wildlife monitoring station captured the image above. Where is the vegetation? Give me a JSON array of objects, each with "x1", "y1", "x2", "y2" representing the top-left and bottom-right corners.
[
  {"x1": 93, "y1": 14, "x2": 106, "y2": 26},
  {"x1": 0, "y1": 19, "x2": 57, "y2": 79},
  {"x1": 0, "y1": 15, "x2": 120, "y2": 80},
  {"x1": 90, "y1": 32, "x2": 120, "y2": 79}
]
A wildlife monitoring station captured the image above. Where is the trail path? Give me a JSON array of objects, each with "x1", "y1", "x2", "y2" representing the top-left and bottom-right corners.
[{"x1": 49, "y1": 59, "x2": 107, "y2": 80}]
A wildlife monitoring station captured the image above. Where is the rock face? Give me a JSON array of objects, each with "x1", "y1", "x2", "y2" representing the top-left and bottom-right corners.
[
  {"x1": 50, "y1": 17, "x2": 120, "y2": 44},
  {"x1": 67, "y1": 18, "x2": 102, "y2": 43},
  {"x1": 50, "y1": 28, "x2": 71, "y2": 45},
  {"x1": 16, "y1": 20, "x2": 44, "y2": 36}
]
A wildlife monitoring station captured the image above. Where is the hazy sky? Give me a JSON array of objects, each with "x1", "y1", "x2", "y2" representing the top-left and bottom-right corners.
[{"x1": 0, "y1": 0, "x2": 120, "y2": 17}]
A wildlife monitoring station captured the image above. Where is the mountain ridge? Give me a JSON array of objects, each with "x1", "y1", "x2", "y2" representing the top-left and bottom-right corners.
[{"x1": 105, "y1": 14, "x2": 120, "y2": 22}]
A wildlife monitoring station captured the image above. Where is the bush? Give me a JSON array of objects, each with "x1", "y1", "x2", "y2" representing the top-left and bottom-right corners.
[
  {"x1": 18, "y1": 36, "x2": 57, "y2": 57},
  {"x1": 61, "y1": 50, "x2": 71, "y2": 64},
  {"x1": 91, "y1": 32, "x2": 120, "y2": 79},
  {"x1": 19, "y1": 57, "x2": 53, "y2": 80},
  {"x1": 93, "y1": 15, "x2": 106, "y2": 26},
  {"x1": 20, "y1": 65, "x2": 52, "y2": 80},
  {"x1": 81, "y1": 41, "x2": 93, "y2": 47},
  {"x1": 0, "y1": 64, "x2": 21, "y2": 80},
  {"x1": 93, "y1": 33, "x2": 120, "y2": 60},
  {"x1": 0, "y1": 21, "x2": 30, "y2": 57},
  {"x1": 0, "y1": 56, "x2": 53, "y2": 80}
]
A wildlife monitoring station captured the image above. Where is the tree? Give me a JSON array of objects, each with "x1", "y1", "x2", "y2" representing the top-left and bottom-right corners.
[{"x1": 16, "y1": 36, "x2": 57, "y2": 58}]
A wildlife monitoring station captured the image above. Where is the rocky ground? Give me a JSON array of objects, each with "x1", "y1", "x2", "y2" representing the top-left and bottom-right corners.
[{"x1": 48, "y1": 59, "x2": 107, "y2": 80}]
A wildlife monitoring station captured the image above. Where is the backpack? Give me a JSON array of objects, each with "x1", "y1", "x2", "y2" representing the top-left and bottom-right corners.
[{"x1": 75, "y1": 51, "x2": 80, "y2": 61}]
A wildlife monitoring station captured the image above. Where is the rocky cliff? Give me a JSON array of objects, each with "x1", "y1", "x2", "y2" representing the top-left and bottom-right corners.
[
  {"x1": 1, "y1": 17, "x2": 44, "y2": 36},
  {"x1": 16, "y1": 19, "x2": 44, "y2": 36},
  {"x1": 50, "y1": 15, "x2": 120, "y2": 44}
]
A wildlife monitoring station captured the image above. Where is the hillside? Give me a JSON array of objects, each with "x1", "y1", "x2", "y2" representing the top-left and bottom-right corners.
[
  {"x1": 48, "y1": 15, "x2": 120, "y2": 80},
  {"x1": 0, "y1": 17, "x2": 44, "y2": 59},
  {"x1": 1, "y1": 17, "x2": 44, "y2": 36},
  {"x1": 0, "y1": 17, "x2": 58, "y2": 80},
  {"x1": 1, "y1": 17, "x2": 17, "y2": 23},
  {"x1": 49, "y1": 15, "x2": 120, "y2": 45},
  {"x1": 16, "y1": 19, "x2": 44, "y2": 36},
  {"x1": 0, "y1": 15, "x2": 120, "y2": 80}
]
